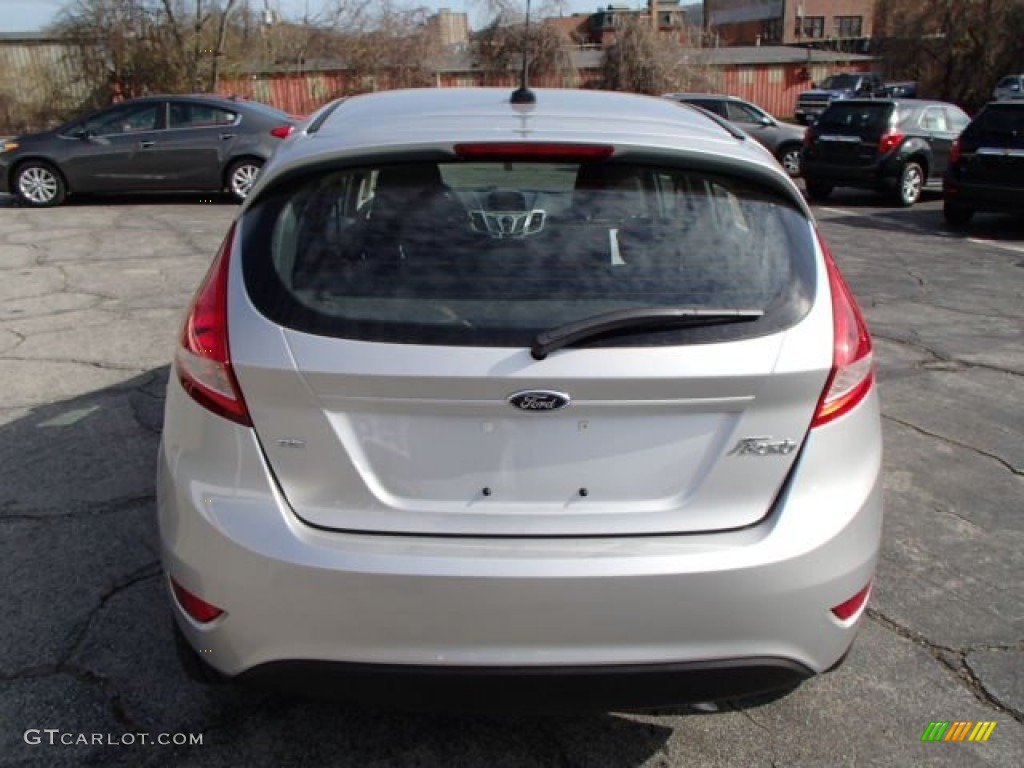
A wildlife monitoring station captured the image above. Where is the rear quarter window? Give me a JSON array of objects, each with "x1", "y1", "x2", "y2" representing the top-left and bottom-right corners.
[
  {"x1": 944, "y1": 107, "x2": 970, "y2": 134},
  {"x1": 917, "y1": 107, "x2": 950, "y2": 132},
  {"x1": 242, "y1": 159, "x2": 816, "y2": 348},
  {"x1": 686, "y1": 99, "x2": 728, "y2": 119},
  {"x1": 238, "y1": 101, "x2": 292, "y2": 121}
]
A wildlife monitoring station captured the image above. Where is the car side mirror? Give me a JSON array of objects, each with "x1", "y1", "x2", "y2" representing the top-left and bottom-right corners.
[{"x1": 759, "y1": 115, "x2": 774, "y2": 126}]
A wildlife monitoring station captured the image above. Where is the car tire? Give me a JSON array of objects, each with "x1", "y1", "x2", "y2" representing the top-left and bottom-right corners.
[
  {"x1": 14, "y1": 161, "x2": 67, "y2": 207},
  {"x1": 805, "y1": 181, "x2": 832, "y2": 201},
  {"x1": 172, "y1": 620, "x2": 225, "y2": 684},
  {"x1": 896, "y1": 161, "x2": 924, "y2": 207},
  {"x1": 226, "y1": 158, "x2": 263, "y2": 202},
  {"x1": 943, "y1": 201, "x2": 974, "y2": 228},
  {"x1": 777, "y1": 144, "x2": 802, "y2": 177}
]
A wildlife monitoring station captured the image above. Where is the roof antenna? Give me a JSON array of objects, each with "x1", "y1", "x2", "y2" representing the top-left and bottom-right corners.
[{"x1": 510, "y1": 0, "x2": 536, "y2": 104}]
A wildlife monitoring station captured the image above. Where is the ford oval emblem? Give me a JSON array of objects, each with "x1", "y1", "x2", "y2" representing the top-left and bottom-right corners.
[{"x1": 508, "y1": 390, "x2": 570, "y2": 412}]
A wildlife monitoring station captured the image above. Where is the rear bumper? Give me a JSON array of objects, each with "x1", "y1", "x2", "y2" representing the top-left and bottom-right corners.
[
  {"x1": 801, "y1": 159, "x2": 897, "y2": 191},
  {"x1": 794, "y1": 105, "x2": 829, "y2": 124},
  {"x1": 158, "y1": 376, "x2": 883, "y2": 706},
  {"x1": 944, "y1": 177, "x2": 1024, "y2": 213},
  {"x1": 238, "y1": 657, "x2": 812, "y2": 711}
]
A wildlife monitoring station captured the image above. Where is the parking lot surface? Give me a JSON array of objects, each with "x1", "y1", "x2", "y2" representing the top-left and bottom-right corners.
[{"x1": 1, "y1": 190, "x2": 1022, "y2": 767}]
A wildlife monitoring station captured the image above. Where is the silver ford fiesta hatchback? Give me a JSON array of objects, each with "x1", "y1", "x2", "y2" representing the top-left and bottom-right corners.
[{"x1": 159, "y1": 87, "x2": 882, "y2": 710}]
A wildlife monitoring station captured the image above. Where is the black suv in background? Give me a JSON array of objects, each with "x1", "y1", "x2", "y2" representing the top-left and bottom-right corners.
[
  {"x1": 943, "y1": 101, "x2": 1024, "y2": 227},
  {"x1": 794, "y1": 73, "x2": 886, "y2": 125},
  {"x1": 801, "y1": 99, "x2": 970, "y2": 206},
  {"x1": 664, "y1": 93, "x2": 806, "y2": 176}
]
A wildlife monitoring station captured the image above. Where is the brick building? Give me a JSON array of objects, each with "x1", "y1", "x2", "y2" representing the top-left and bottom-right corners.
[
  {"x1": 426, "y1": 8, "x2": 470, "y2": 48},
  {"x1": 545, "y1": 1, "x2": 698, "y2": 47},
  {"x1": 705, "y1": 0, "x2": 874, "y2": 50}
]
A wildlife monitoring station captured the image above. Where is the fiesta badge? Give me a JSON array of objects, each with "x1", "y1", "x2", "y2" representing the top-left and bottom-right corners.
[{"x1": 508, "y1": 390, "x2": 570, "y2": 412}]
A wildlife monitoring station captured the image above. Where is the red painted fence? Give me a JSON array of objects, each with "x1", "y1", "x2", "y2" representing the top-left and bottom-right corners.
[{"x1": 220, "y1": 60, "x2": 872, "y2": 120}]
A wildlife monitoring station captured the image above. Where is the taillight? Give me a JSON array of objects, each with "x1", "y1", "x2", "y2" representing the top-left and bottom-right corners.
[
  {"x1": 175, "y1": 223, "x2": 252, "y2": 426},
  {"x1": 949, "y1": 137, "x2": 962, "y2": 164},
  {"x1": 270, "y1": 124, "x2": 294, "y2": 139},
  {"x1": 878, "y1": 130, "x2": 904, "y2": 154},
  {"x1": 803, "y1": 127, "x2": 813, "y2": 148},
  {"x1": 830, "y1": 581, "x2": 872, "y2": 621},
  {"x1": 811, "y1": 233, "x2": 874, "y2": 428},
  {"x1": 453, "y1": 143, "x2": 614, "y2": 161},
  {"x1": 171, "y1": 577, "x2": 224, "y2": 623}
]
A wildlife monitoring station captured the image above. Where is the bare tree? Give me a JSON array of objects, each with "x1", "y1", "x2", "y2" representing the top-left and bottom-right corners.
[
  {"x1": 55, "y1": 0, "x2": 245, "y2": 106},
  {"x1": 319, "y1": 0, "x2": 440, "y2": 92},
  {"x1": 873, "y1": 0, "x2": 1024, "y2": 110},
  {"x1": 0, "y1": 50, "x2": 87, "y2": 132},
  {"x1": 471, "y1": 0, "x2": 571, "y2": 21},
  {"x1": 209, "y1": 0, "x2": 238, "y2": 90},
  {"x1": 600, "y1": 16, "x2": 717, "y2": 95},
  {"x1": 55, "y1": 1, "x2": 167, "y2": 101},
  {"x1": 158, "y1": 0, "x2": 239, "y2": 91},
  {"x1": 473, "y1": 11, "x2": 576, "y2": 86}
]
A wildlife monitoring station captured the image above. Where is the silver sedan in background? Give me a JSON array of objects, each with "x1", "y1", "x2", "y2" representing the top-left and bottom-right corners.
[{"x1": 664, "y1": 92, "x2": 807, "y2": 176}]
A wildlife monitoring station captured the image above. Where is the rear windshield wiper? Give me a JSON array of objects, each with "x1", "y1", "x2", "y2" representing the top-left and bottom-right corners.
[{"x1": 531, "y1": 307, "x2": 764, "y2": 360}]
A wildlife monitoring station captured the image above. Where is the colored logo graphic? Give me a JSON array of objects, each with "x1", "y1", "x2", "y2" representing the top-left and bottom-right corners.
[{"x1": 921, "y1": 721, "x2": 997, "y2": 742}]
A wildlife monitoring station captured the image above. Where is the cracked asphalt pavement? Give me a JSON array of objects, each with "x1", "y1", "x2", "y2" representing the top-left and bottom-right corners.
[{"x1": 1, "y1": 190, "x2": 1022, "y2": 767}]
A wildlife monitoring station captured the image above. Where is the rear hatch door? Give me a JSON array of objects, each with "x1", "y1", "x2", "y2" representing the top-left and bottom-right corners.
[
  {"x1": 811, "y1": 101, "x2": 894, "y2": 167},
  {"x1": 960, "y1": 104, "x2": 1024, "y2": 186},
  {"x1": 231, "y1": 156, "x2": 830, "y2": 537}
]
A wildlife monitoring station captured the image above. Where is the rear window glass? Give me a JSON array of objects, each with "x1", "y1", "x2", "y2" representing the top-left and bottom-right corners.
[
  {"x1": 816, "y1": 103, "x2": 892, "y2": 135},
  {"x1": 241, "y1": 160, "x2": 815, "y2": 348},
  {"x1": 821, "y1": 74, "x2": 859, "y2": 90},
  {"x1": 683, "y1": 99, "x2": 727, "y2": 118},
  {"x1": 963, "y1": 105, "x2": 1024, "y2": 147},
  {"x1": 169, "y1": 103, "x2": 237, "y2": 128}
]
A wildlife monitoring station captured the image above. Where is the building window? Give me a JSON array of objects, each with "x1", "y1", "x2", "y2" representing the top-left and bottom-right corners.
[
  {"x1": 768, "y1": 66, "x2": 783, "y2": 84},
  {"x1": 762, "y1": 18, "x2": 782, "y2": 43},
  {"x1": 835, "y1": 16, "x2": 863, "y2": 38},
  {"x1": 738, "y1": 67, "x2": 754, "y2": 85},
  {"x1": 795, "y1": 16, "x2": 825, "y2": 38}
]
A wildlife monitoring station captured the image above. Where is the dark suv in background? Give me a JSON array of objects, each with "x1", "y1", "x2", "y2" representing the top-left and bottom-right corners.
[
  {"x1": 943, "y1": 101, "x2": 1024, "y2": 227},
  {"x1": 793, "y1": 73, "x2": 886, "y2": 125},
  {"x1": 801, "y1": 99, "x2": 969, "y2": 206},
  {"x1": 664, "y1": 93, "x2": 805, "y2": 176},
  {"x1": 992, "y1": 74, "x2": 1024, "y2": 101}
]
